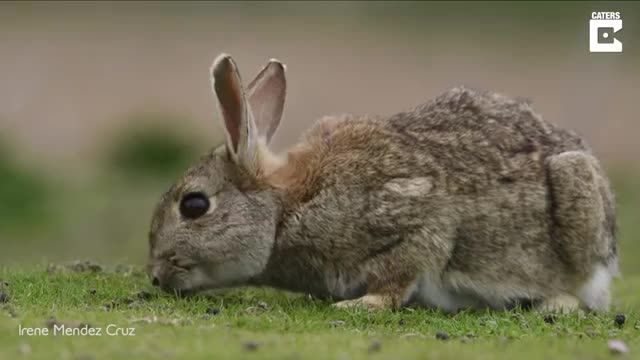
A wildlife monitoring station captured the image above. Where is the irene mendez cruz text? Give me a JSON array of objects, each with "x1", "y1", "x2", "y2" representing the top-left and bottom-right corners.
[{"x1": 18, "y1": 323, "x2": 135, "y2": 337}]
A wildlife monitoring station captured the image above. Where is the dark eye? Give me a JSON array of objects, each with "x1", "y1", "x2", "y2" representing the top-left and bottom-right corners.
[{"x1": 179, "y1": 192, "x2": 210, "y2": 219}]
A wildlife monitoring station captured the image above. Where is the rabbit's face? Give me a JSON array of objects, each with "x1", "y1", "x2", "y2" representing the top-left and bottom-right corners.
[
  {"x1": 146, "y1": 53, "x2": 287, "y2": 294},
  {"x1": 147, "y1": 146, "x2": 279, "y2": 294}
]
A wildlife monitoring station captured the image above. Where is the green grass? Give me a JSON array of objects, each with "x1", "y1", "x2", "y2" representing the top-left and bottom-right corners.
[{"x1": 0, "y1": 265, "x2": 638, "y2": 359}]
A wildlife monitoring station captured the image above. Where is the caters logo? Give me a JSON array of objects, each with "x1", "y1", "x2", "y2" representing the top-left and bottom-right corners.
[{"x1": 590, "y1": 12, "x2": 623, "y2": 53}]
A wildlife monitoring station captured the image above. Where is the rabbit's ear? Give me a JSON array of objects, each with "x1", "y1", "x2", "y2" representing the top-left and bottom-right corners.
[
  {"x1": 246, "y1": 59, "x2": 286, "y2": 143},
  {"x1": 211, "y1": 54, "x2": 258, "y2": 170}
]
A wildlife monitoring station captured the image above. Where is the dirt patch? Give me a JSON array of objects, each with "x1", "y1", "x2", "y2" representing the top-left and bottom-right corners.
[
  {"x1": 102, "y1": 290, "x2": 159, "y2": 311},
  {"x1": 47, "y1": 260, "x2": 103, "y2": 274}
]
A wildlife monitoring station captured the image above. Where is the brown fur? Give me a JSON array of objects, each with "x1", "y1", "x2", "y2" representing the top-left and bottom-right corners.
[{"x1": 147, "y1": 54, "x2": 618, "y2": 313}]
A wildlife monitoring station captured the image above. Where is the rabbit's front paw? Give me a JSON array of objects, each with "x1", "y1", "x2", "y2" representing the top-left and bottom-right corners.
[{"x1": 332, "y1": 294, "x2": 391, "y2": 311}]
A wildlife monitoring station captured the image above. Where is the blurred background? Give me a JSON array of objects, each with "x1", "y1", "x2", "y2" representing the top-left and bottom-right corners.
[{"x1": 0, "y1": 2, "x2": 637, "y2": 277}]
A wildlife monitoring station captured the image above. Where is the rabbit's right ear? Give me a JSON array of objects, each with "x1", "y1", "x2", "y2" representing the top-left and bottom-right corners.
[
  {"x1": 211, "y1": 54, "x2": 259, "y2": 173},
  {"x1": 246, "y1": 59, "x2": 286, "y2": 144}
]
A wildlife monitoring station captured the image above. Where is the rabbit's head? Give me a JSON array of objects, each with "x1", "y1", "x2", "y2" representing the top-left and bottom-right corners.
[{"x1": 147, "y1": 54, "x2": 287, "y2": 294}]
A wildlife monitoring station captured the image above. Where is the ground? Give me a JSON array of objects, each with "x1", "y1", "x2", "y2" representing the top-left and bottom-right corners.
[{"x1": 0, "y1": 264, "x2": 638, "y2": 360}]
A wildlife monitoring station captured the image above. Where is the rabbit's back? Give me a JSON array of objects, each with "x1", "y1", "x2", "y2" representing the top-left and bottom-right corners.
[
  {"x1": 285, "y1": 87, "x2": 589, "y2": 198},
  {"x1": 383, "y1": 87, "x2": 589, "y2": 187}
]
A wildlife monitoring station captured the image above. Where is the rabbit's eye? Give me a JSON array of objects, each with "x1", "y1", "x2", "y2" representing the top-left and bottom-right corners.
[{"x1": 179, "y1": 192, "x2": 210, "y2": 219}]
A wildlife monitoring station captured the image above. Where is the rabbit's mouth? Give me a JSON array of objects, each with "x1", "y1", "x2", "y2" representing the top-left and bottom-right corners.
[
  {"x1": 149, "y1": 260, "x2": 208, "y2": 294},
  {"x1": 150, "y1": 256, "x2": 264, "y2": 296}
]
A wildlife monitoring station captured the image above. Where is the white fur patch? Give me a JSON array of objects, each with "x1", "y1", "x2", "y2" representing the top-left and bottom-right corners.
[
  {"x1": 384, "y1": 177, "x2": 433, "y2": 196},
  {"x1": 577, "y1": 264, "x2": 612, "y2": 311}
]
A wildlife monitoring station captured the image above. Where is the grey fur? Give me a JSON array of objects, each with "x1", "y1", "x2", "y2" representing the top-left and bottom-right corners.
[{"x1": 147, "y1": 54, "x2": 618, "y2": 313}]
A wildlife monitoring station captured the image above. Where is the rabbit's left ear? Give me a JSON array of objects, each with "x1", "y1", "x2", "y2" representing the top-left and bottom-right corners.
[
  {"x1": 246, "y1": 59, "x2": 286, "y2": 144},
  {"x1": 211, "y1": 54, "x2": 259, "y2": 172}
]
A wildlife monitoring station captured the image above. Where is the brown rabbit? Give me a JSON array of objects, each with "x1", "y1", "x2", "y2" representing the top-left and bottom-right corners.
[{"x1": 147, "y1": 53, "x2": 618, "y2": 313}]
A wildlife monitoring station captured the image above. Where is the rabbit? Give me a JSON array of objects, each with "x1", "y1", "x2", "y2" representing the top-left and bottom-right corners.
[{"x1": 147, "y1": 53, "x2": 619, "y2": 314}]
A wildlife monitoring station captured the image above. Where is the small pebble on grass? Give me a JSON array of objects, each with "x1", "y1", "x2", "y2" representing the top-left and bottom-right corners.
[
  {"x1": 543, "y1": 315, "x2": 556, "y2": 324},
  {"x1": 243, "y1": 341, "x2": 259, "y2": 352},
  {"x1": 329, "y1": 320, "x2": 346, "y2": 328},
  {"x1": 614, "y1": 314, "x2": 626, "y2": 327},
  {"x1": 367, "y1": 340, "x2": 382, "y2": 354},
  {"x1": 435, "y1": 332, "x2": 450, "y2": 341},
  {"x1": 137, "y1": 291, "x2": 154, "y2": 301},
  {"x1": 121, "y1": 297, "x2": 136, "y2": 305},
  {"x1": 206, "y1": 307, "x2": 221, "y2": 315},
  {"x1": 103, "y1": 302, "x2": 117, "y2": 311}
]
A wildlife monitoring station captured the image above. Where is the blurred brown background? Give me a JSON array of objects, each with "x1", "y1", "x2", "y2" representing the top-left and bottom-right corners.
[{"x1": 0, "y1": 2, "x2": 638, "y2": 273}]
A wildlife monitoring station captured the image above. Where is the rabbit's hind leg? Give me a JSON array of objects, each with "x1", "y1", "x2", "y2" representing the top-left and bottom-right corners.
[
  {"x1": 537, "y1": 294, "x2": 582, "y2": 314},
  {"x1": 547, "y1": 151, "x2": 615, "y2": 311}
]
